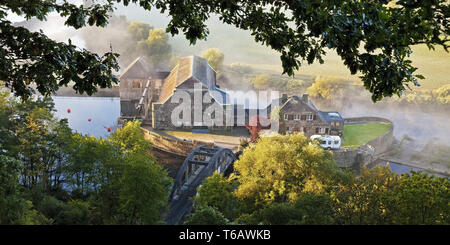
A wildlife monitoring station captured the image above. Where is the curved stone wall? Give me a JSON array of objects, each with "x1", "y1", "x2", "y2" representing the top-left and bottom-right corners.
[
  {"x1": 344, "y1": 117, "x2": 394, "y2": 155},
  {"x1": 333, "y1": 117, "x2": 394, "y2": 172}
]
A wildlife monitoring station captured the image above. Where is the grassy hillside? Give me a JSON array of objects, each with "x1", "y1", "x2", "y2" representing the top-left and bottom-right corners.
[{"x1": 116, "y1": 5, "x2": 449, "y2": 89}]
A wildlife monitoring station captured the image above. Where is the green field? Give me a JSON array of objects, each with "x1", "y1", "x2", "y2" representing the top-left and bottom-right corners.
[{"x1": 342, "y1": 123, "x2": 391, "y2": 148}]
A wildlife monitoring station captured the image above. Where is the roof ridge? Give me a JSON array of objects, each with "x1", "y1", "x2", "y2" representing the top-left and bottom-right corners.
[{"x1": 119, "y1": 57, "x2": 142, "y2": 79}]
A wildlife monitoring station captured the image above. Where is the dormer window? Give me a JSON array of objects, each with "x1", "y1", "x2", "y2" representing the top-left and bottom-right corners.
[
  {"x1": 284, "y1": 114, "x2": 289, "y2": 121},
  {"x1": 294, "y1": 115, "x2": 300, "y2": 121},
  {"x1": 306, "y1": 114, "x2": 313, "y2": 121}
]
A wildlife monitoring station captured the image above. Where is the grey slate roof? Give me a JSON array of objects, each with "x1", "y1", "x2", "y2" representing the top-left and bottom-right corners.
[{"x1": 317, "y1": 111, "x2": 344, "y2": 123}]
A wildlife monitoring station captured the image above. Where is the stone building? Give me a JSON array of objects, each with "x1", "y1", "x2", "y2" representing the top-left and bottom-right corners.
[
  {"x1": 119, "y1": 56, "x2": 343, "y2": 135},
  {"x1": 119, "y1": 55, "x2": 231, "y2": 130},
  {"x1": 119, "y1": 57, "x2": 169, "y2": 122},
  {"x1": 270, "y1": 94, "x2": 344, "y2": 137}
]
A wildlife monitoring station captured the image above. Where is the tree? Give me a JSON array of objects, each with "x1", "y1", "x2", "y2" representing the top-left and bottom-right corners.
[
  {"x1": 1, "y1": 1, "x2": 119, "y2": 99},
  {"x1": 243, "y1": 202, "x2": 299, "y2": 225},
  {"x1": 394, "y1": 171, "x2": 450, "y2": 225},
  {"x1": 435, "y1": 84, "x2": 450, "y2": 104},
  {"x1": 153, "y1": 0, "x2": 449, "y2": 101},
  {"x1": 0, "y1": 86, "x2": 15, "y2": 148},
  {"x1": 240, "y1": 193, "x2": 335, "y2": 225},
  {"x1": 201, "y1": 48, "x2": 225, "y2": 72},
  {"x1": 193, "y1": 172, "x2": 238, "y2": 220},
  {"x1": 137, "y1": 28, "x2": 172, "y2": 68},
  {"x1": 285, "y1": 79, "x2": 305, "y2": 91},
  {"x1": 233, "y1": 133, "x2": 346, "y2": 211},
  {"x1": 127, "y1": 21, "x2": 152, "y2": 41},
  {"x1": 65, "y1": 134, "x2": 109, "y2": 195},
  {"x1": 292, "y1": 193, "x2": 335, "y2": 225},
  {"x1": 250, "y1": 74, "x2": 271, "y2": 90},
  {"x1": 183, "y1": 205, "x2": 230, "y2": 225},
  {"x1": 9, "y1": 96, "x2": 72, "y2": 191},
  {"x1": 307, "y1": 76, "x2": 362, "y2": 100},
  {"x1": 331, "y1": 165, "x2": 399, "y2": 225},
  {"x1": 2, "y1": 1, "x2": 448, "y2": 100},
  {"x1": 0, "y1": 154, "x2": 28, "y2": 224},
  {"x1": 108, "y1": 121, "x2": 171, "y2": 224},
  {"x1": 118, "y1": 151, "x2": 171, "y2": 224},
  {"x1": 63, "y1": 121, "x2": 171, "y2": 224}
]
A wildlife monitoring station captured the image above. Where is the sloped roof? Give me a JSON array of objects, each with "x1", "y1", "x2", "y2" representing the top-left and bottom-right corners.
[
  {"x1": 277, "y1": 95, "x2": 318, "y2": 113},
  {"x1": 282, "y1": 96, "x2": 343, "y2": 122},
  {"x1": 158, "y1": 55, "x2": 221, "y2": 103},
  {"x1": 119, "y1": 57, "x2": 151, "y2": 79},
  {"x1": 317, "y1": 111, "x2": 344, "y2": 122}
]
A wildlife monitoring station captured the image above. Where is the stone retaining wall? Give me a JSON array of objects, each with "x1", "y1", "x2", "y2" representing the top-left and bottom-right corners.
[
  {"x1": 333, "y1": 117, "x2": 394, "y2": 172},
  {"x1": 141, "y1": 127, "x2": 213, "y2": 157}
]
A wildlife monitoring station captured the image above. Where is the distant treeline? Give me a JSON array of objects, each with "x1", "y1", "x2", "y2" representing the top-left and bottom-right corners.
[{"x1": 234, "y1": 73, "x2": 450, "y2": 107}]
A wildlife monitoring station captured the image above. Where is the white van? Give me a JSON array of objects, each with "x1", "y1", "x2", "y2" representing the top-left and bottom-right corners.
[{"x1": 310, "y1": 135, "x2": 341, "y2": 150}]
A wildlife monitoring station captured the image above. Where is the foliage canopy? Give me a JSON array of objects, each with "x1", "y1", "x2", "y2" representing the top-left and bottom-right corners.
[{"x1": 1, "y1": 0, "x2": 449, "y2": 101}]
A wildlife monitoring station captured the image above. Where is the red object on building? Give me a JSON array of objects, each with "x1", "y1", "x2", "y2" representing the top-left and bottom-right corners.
[
  {"x1": 67, "y1": 108, "x2": 71, "y2": 113},
  {"x1": 88, "y1": 118, "x2": 92, "y2": 122},
  {"x1": 245, "y1": 115, "x2": 270, "y2": 143}
]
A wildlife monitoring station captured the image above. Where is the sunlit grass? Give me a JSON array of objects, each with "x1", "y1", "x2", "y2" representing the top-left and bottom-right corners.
[{"x1": 342, "y1": 123, "x2": 391, "y2": 148}]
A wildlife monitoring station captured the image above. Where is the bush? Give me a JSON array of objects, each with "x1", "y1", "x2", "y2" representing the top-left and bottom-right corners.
[{"x1": 184, "y1": 206, "x2": 230, "y2": 225}]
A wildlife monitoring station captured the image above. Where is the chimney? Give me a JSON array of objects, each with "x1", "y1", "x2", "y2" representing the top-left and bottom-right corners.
[
  {"x1": 281, "y1": 94, "x2": 288, "y2": 104},
  {"x1": 302, "y1": 93, "x2": 309, "y2": 103}
]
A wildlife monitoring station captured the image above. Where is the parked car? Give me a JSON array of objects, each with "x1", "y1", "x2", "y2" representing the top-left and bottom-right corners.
[{"x1": 310, "y1": 135, "x2": 341, "y2": 150}]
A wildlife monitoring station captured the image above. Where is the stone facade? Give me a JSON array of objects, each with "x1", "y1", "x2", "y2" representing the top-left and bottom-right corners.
[
  {"x1": 278, "y1": 94, "x2": 344, "y2": 137},
  {"x1": 152, "y1": 89, "x2": 233, "y2": 130},
  {"x1": 119, "y1": 55, "x2": 230, "y2": 130},
  {"x1": 119, "y1": 57, "x2": 168, "y2": 122}
]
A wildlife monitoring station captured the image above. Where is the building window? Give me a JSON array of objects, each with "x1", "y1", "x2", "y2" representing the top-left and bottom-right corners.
[
  {"x1": 294, "y1": 114, "x2": 300, "y2": 121},
  {"x1": 331, "y1": 122, "x2": 335, "y2": 126},
  {"x1": 284, "y1": 114, "x2": 289, "y2": 121},
  {"x1": 307, "y1": 114, "x2": 313, "y2": 121},
  {"x1": 336, "y1": 122, "x2": 340, "y2": 126},
  {"x1": 288, "y1": 126, "x2": 293, "y2": 133},
  {"x1": 319, "y1": 128, "x2": 325, "y2": 134}
]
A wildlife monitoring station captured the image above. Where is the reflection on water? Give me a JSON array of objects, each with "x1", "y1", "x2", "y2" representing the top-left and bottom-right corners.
[
  {"x1": 52, "y1": 97, "x2": 120, "y2": 138},
  {"x1": 380, "y1": 161, "x2": 447, "y2": 178}
]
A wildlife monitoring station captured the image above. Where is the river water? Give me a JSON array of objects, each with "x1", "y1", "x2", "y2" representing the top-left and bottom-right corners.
[
  {"x1": 52, "y1": 96, "x2": 120, "y2": 138},
  {"x1": 378, "y1": 161, "x2": 446, "y2": 178}
]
